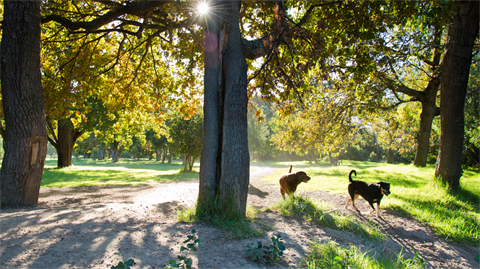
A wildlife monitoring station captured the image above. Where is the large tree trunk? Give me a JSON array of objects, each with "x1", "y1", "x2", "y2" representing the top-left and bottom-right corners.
[
  {"x1": 47, "y1": 118, "x2": 82, "y2": 168},
  {"x1": 55, "y1": 119, "x2": 82, "y2": 168},
  {"x1": 0, "y1": 1, "x2": 47, "y2": 207},
  {"x1": 435, "y1": 1, "x2": 479, "y2": 188},
  {"x1": 414, "y1": 79, "x2": 440, "y2": 167},
  {"x1": 199, "y1": 0, "x2": 249, "y2": 218}
]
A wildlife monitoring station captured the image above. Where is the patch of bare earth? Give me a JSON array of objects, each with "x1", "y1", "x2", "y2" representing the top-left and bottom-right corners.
[{"x1": 1, "y1": 165, "x2": 478, "y2": 269}]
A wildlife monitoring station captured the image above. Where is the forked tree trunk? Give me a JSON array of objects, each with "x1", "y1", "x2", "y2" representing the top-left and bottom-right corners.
[
  {"x1": 199, "y1": 0, "x2": 249, "y2": 218},
  {"x1": 53, "y1": 119, "x2": 83, "y2": 168},
  {"x1": 0, "y1": 0, "x2": 47, "y2": 207},
  {"x1": 435, "y1": 1, "x2": 479, "y2": 188},
  {"x1": 189, "y1": 157, "x2": 196, "y2": 171}
]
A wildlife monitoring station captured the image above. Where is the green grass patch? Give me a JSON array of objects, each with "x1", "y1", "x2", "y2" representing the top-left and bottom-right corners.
[
  {"x1": 272, "y1": 196, "x2": 386, "y2": 243},
  {"x1": 301, "y1": 241, "x2": 426, "y2": 269},
  {"x1": 257, "y1": 160, "x2": 480, "y2": 246},
  {"x1": 42, "y1": 159, "x2": 199, "y2": 188},
  {"x1": 178, "y1": 204, "x2": 264, "y2": 239}
]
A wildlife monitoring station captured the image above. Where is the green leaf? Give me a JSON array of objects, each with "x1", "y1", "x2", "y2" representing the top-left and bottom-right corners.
[
  {"x1": 110, "y1": 261, "x2": 125, "y2": 269},
  {"x1": 475, "y1": 253, "x2": 480, "y2": 263},
  {"x1": 124, "y1": 259, "x2": 135, "y2": 267}
]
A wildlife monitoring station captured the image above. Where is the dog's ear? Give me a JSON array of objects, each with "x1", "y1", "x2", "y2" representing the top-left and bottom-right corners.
[{"x1": 380, "y1": 182, "x2": 391, "y2": 189}]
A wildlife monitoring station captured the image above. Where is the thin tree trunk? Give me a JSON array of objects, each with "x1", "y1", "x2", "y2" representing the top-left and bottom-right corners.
[
  {"x1": 98, "y1": 149, "x2": 105, "y2": 160},
  {"x1": 414, "y1": 90, "x2": 439, "y2": 167},
  {"x1": 161, "y1": 148, "x2": 167, "y2": 163},
  {"x1": 435, "y1": 1, "x2": 479, "y2": 188},
  {"x1": 110, "y1": 140, "x2": 119, "y2": 162},
  {"x1": 189, "y1": 157, "x2": 196, "y2": 171},
  {"x1": 387, "y1": 148, "x2": 394, "y2": 164},
  {"x1": 0, "y1": 0, "x2": 47, "y2": 207},
  {"x1": 198, "y1": 0, "x2": 224, "y2": 209},
  {"x1": 155, "y1": 149, "x2": 161, "y2": 161},
  {"x1": 183, "y1": 155, "x2": 190, "y2": 172}
]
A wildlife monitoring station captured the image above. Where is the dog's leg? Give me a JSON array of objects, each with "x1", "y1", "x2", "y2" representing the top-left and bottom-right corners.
[
  {"x1": 280, "y1": 188, "x2": 286, "y2": 199},
  {"x1": 351, "y1": 200, "x2": 361, "y2": 213},
  {"x1": 351, "y1": 194, "x2": 361, "y2": 212},
  {"x1": 345, "y1": 198, "x2": 351, "y2": 209}
]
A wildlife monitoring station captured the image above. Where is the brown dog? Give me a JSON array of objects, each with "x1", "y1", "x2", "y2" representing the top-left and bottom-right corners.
[{"x1": 279, "y1": 165, "x2": 311, "y2": 199}]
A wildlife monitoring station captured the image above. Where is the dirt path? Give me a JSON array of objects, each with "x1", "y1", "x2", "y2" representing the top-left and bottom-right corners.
[{"x1": 0, "y1": 165, "x2": 478, "y2": 269}]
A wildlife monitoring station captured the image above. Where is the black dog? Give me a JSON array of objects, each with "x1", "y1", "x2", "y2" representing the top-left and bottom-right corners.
[{"x1": 344, "y1": 170, "x2": 390, "y2": 217}]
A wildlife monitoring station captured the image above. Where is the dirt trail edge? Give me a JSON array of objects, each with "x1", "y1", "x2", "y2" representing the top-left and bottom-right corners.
[{"x1": 1, "y1": 164, "x2": 478, "y2": 269}]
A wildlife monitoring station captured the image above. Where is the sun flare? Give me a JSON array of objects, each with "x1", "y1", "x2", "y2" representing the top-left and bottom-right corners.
[{"x1": 197, "y1": 2, "x2": 210, "y2": 15}]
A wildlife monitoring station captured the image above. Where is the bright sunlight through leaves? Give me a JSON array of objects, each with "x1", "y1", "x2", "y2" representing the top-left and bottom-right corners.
[{"x1": 197, "y1": 2, "x2": 209, "y2": 15}]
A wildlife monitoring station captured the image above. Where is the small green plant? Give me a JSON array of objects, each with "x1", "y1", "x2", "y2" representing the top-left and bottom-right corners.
[
  {"x1": 474, "y1": 252, "x2": 480, "y2": 263},
  {"x1": 111, "y1": 260, "x2": 135, "y2": 269},
  {"x1": 110, "y1": 253, "x2": 134, "y2": 269},
  {"x1": 400, "y1": 250, "x2": 426, "y2": 268},
  {"x1": 165, "y1": 229, "x2": 202, "y2": 269},
  {"x1": 246, "y1": 234, "x2": 286, "y2": 265}
]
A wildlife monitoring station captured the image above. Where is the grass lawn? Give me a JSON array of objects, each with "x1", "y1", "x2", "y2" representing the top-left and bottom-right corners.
[
  {"x1": 256, "y1": 160, "x2": 480, "y2": 246},
  {"x1": 41, "y1": 158, "x2": 479, "y2": 245},
  {"x1": 41, "y1": 158, "x2": 200, "y2": 188}
]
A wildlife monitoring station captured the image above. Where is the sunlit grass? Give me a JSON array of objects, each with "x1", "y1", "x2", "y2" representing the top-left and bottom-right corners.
[
  {"x1": 272, "y1": 196, "x2": 386, "y2": 243},
  {"x1": 41, "y1": 159, "x2": 200, "y2": 188},
  {"x1": 301, "y1": 241, "x2": 426, "y2": 269},
  {"x1": 257, "y1": 160, "x2": 480, "y2": 246}
]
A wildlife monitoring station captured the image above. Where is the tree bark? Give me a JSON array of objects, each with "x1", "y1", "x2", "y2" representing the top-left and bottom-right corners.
[
  {"x1": 435, "y1": 1, "x2": 479, "y2": 188},
  {"x1": 53, "y1": 119, "x2": 82, "y2": 168},
  {"x1": 199, "y1": 0, "x2": 249, "y2": 217},
  {"x1": 110, "y1": 140, "x2": 119, "y2": 162},
  {"x1": 0, "y1": 1, "x2": 47, "y2": 207},
  {"x1": 387, "y1": 148, "x2": 394, "y2": 164},
  {"x1": 414, "y1": 78, "x2": 440, "y2": 167},
  {"x1": 183, "y1": 155, "x2": 190, "y2": 172},
  {"x1": 189, "y1": 157, "x2": 196, "y2": 171},
  {"x1": 161, "y1": 148, "x2": 167, "y2": 163}
]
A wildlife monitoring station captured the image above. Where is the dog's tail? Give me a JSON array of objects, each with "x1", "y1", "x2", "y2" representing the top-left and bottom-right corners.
[
  {"x1": 348, "y1": 170, "x2": 357, "y2": 182},
  {"x1": 289, "y1": 165, "x2": 292, "y2": 173}
]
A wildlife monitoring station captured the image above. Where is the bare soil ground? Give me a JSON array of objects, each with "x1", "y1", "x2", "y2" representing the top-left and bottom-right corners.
[{"x1": 1, "y1": 165, "x2": 478, "y2": 269}]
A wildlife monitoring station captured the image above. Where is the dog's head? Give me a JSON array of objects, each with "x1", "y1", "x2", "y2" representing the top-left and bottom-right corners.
[
  {"x1": 296, "y1": 171, "x2": 311, "y2": 183},
  {"x1": 379, "y1": 182, "x2": 391, "y2": 196}
]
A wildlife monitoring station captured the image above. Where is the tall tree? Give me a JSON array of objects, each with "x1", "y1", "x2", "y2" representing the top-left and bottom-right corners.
[
  {"x1": 168, "y1": 110, "x2": 204, "y2": 171},
  {"x1": 45, "y1": 95, "x2": 118, "y2": 167},
  {"x1": 322, "y1": 1, "x2": 451, "y2": 167},
  {"x1": 435, "y1": 1, "x2": 479, "y2": 188},
  {"x1": 198, "y1": 0, "x2": 250, "y2": 216},
  {"x1": 0, "y1": 1, "x2": 47, "y2": 207}
]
